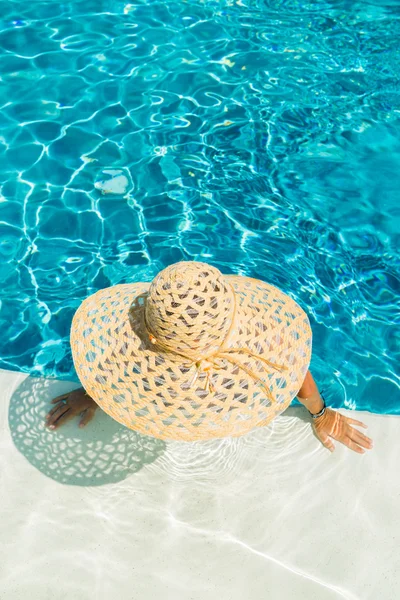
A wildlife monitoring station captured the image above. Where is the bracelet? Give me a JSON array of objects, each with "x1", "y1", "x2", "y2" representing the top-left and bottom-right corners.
[{"x1": 308, "y1": 393, "x2": 327, "y2": 419}]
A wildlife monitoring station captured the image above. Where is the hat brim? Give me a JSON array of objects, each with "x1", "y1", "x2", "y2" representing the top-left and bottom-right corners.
[{"x1": 71, "y1": 275, "x2": 312, "y2": 441}]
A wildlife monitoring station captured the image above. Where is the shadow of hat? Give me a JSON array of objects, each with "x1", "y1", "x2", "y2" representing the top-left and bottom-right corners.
[{"x1": 8, "y1": 377, "x2": 166, "y2": 486}]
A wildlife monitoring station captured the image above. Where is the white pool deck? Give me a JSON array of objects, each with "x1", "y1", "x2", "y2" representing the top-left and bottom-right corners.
[{"x1": 1, "y1": 367, "x2": 399, "y2": 600}]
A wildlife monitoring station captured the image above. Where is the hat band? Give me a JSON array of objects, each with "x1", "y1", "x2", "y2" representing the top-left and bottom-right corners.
[{"x1": 144, "y1": 284, "x2": 287, "y2": 404}]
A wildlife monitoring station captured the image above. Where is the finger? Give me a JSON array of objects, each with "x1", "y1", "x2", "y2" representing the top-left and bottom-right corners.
[
  {"x1": 315, "y1": 430, "x2": 336, "y2": 453},
  {"x1": 350, "y1": 429, "x2": 373, "y2": 449},
  {"x1": 79, "y1": 408, "x2": 95, "y2": 428},
  {"x1": 346, "y1": 417, "x2": 368, "y2": 429},
  {"x1": 49, "y1": 408, "x2": 75, "y2": 430},
  {"x1": 46, "y1": 405, "x2": 70, "y2": 428},
  {"x1": 46, "y1": 403, "x2": 68, "y2": 420},
  {"x1": 344, "y1": 437, "x2": 365, "y2": 454},
  {"x1": 47, "y1": 404, "x2": 69, "y2": 426},
  {"x1": 50, "y1": 392, "x2": 70, "y2": 404}
]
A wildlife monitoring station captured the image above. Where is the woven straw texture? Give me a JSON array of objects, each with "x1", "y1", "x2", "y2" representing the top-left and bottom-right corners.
[{"x1": 71, "y1": 262, "x2": 312, "y2": 441}]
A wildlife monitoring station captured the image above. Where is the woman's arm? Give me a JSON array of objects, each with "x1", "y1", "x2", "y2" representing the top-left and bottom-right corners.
[
  {"x1": 296, "y1": 370, "x2": 324, "y2": 415},
  {"x1": 296, "y1": 370, "x2": 373, "y2": 454}
]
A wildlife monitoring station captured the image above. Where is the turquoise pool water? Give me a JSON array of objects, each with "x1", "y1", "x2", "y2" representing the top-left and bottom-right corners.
[{"x1": 0, "y1": 0, "x2": 399, "y2": 413}]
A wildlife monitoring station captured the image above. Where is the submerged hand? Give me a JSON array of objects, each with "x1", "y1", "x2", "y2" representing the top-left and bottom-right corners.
[
  {"x1": 313, "y1": 408, "x2": 373, "y2": 454},
  {"x1": 45, "y1": 387, "x2": 97, "y2": 430}
]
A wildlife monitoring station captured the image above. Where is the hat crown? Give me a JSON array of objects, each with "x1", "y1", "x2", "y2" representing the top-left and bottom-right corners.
[{"x1": 145, "y1": 261, "x2": 235, "y2": 357}]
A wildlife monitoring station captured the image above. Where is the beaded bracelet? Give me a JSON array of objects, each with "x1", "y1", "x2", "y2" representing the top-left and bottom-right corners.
[{"x1": 308, "y1": 393, "x2": 327, "y2": 419}]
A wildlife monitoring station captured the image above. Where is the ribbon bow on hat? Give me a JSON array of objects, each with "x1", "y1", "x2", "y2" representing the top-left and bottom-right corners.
[{"x1": 147, "y1": 284, "x2": 287, "y2": 403}]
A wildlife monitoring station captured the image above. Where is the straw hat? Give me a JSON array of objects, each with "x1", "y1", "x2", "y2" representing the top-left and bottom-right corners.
[{"x1": 71, "y1": 261, "x2": 312, "y2": 441}]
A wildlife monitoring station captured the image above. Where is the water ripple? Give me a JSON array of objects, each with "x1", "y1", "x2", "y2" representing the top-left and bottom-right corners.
[{"x1": 0, "y1": 0, "x2": 399, "y2": 414}]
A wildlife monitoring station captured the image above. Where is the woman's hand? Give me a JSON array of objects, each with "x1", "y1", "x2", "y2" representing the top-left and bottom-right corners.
[
  {"x1": 45, "y1": 387, "x2": 97, "y2": 430},
  {"x1": 312, "y1": 407, "x2": 373, "y2": 454}
]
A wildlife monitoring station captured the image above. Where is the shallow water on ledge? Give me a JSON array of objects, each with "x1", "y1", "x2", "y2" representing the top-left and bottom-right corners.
[
  {"x1": 2, "y1": 370, "x2": 399, "y2": 600},
  {"x1": 0, "y1": 0, "x2": 399, "y2": 413}
]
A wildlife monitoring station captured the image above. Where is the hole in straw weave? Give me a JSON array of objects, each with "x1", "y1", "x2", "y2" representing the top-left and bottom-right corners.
[
  {"x1": 254, "y1": 342, "x2": 263, "y2": 354},
  {"x1": 136, "y1": 407, "x2": 150, "y2": 417},
  {"x1": 142, "y1": 378, "x2": 151, "y2": 391},
  {"x1": 113, "y1": 394, "x2": 125, "y2": 403},
  {"x1": 166, "y1": 388, "x2": 178, "y2": 398},
  {"x1": 276, "y1": 377, "x2": 287, "y2": 388},
  {"x1": 210, "y1": 297, "x2": 218, "y2": 309},
  {"x1": 272, "y1": 316, "x2": 282, "y2": 324},
  {"x1": 222, "y1": 378, "x2": 234, "y2": 389},
  {"x1": 119, "y1": 343, "x2": 129, "y2": 356},
  {"x1": 178, "y1": 315, "x2": 189, "y2": 326},
  {"x1": 193, "y1": 295, "x2": 205, "y2": 306},
  {"x1": 190, "y1": 402, "x2": 202, "y2": 410},
  {"x1": 286, "y1": 311, "x2": 296, "y2": 320}
]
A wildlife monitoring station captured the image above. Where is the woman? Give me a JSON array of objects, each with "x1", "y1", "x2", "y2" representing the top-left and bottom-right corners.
[{"x1": 46, "y1": 261, "x2": 373, "y2": 454}]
